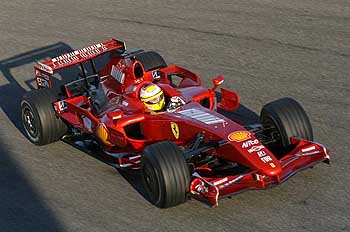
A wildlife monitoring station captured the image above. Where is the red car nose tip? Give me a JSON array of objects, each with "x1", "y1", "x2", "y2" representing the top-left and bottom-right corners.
[{"x1": 260, "y1": 163, "x2": 282, "y2": 176}]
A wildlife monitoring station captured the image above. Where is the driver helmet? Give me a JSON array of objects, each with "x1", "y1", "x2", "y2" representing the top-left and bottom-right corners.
[{"x1": 140, "y1": 83, "x2": 165, "y2": 112}]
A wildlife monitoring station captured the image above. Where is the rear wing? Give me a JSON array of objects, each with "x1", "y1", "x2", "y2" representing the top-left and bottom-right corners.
[
  {"x1": 34, "y1": 39, "x2": 126, "y2": 88},
  {"x1": 36, "y1": 39, "x2": 125, "y2": 74}
]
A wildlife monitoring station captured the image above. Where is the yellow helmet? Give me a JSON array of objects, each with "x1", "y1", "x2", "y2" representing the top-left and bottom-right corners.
[{"x1": 140, "y1": 83, "x2": 165, "y2": 112}]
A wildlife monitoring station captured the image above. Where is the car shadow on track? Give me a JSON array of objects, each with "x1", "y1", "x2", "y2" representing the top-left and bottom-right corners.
[
  {"x1": 0, "y1": 141, "x2": 66, "y2": 232},
  {"x1": 0, "y1": 42, "x2": 82, "y2": 232},
  {"x1": 0, "y1": 43, "x2": 85, "y2": 232},
  {"x1": 0, "y1": 43, "x2": 260, "y2": 208},
  {"x1": 0, "y1": 42, "x2": 84, "y2": 231}
]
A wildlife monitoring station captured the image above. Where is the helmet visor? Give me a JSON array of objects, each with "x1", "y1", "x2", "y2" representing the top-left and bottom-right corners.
[{"x1": 146, "y1": 94, "x2": 164, "y2": 104}]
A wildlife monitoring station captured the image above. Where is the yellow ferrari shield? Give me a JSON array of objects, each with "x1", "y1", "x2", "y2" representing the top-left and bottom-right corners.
[{"x1": 170, "y1": 122, "x2": 179, "y2": 139}]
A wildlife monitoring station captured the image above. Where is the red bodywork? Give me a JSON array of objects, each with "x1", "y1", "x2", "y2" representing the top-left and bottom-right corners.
[{"x1": 34, "y1": 39, "x2": 330, "y2": 206}]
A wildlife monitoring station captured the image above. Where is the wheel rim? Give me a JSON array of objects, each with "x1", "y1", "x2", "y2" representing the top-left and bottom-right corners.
[
  {"x1": 22, "y1": 105, "x2": 38, "y2": 139},
  {"x1": 262, "y1": 114, "x2": 285, "y2": 150},
  {"x1": 142, "y1": 162, "x2": 160, "y2": 203}
]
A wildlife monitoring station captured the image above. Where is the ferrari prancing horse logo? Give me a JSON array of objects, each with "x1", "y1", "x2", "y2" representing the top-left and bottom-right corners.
[{"x1": 170, "y1": 122, "x2": 179, "y2": 139}]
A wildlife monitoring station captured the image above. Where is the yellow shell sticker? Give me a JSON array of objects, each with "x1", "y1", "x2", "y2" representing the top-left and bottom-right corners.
[
  {"x1": 96, "y1": 123, "x2": 112, "y2": 145},
  {"x1": 269, "y1": 163, "x2": 276, "y2": 168},
  {"x1": 170, "y1": 122, "x2": 180, "y2": 139},
  {"x1": 228, "y1": 131, "x2": 251, "y2": 142}
]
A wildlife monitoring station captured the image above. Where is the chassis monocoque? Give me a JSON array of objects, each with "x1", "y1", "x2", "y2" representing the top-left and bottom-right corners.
[{"x1": 21, "y1": 39, "x2": 330, "y2": 208}]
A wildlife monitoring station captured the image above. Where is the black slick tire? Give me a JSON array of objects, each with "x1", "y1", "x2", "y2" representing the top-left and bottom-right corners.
[
  {"x1": 141, "y1": 141, "x2": 190, "y2": 208},
  {"x1": 21, "y1": 88, "x2": 67, "y2": 145},
  {"x1": 135, "y1": 51, "x2": 167, "y2": 71},
  {"x1": 260, "y1": 97, "x2": 313, "y2": 149}
]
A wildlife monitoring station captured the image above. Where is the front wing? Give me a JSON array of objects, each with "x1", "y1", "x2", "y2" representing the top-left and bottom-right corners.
[{"x1": 189, "y1": 138, "x2": 330, "y2": 206}]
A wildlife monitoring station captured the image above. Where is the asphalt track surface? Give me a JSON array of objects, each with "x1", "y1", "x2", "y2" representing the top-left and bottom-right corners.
[{"x1": 0, "y1": 1, "x2": 349, "y2": 231}]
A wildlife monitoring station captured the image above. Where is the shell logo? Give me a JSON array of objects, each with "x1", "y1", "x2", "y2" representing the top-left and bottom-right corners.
[
  {"x1": 228, "y1": 131, "x2": 251, "y2": 142},
  {"x1": 96, "y1": 123, "x2": 112, "y2": 146}
]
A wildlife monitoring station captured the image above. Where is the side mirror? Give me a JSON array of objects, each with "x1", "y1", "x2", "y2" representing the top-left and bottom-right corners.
[{"x1": 212, "y1": 75, "x2": 225, "y2": 91}]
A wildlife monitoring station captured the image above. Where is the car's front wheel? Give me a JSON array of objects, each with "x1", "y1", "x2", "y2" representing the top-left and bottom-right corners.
[
  {"x1": 141, "y1": 141, "x2": 190, "y2": 208},
  {"x1": 260, "y1": 97, "x2": 313, "y2": 152}
]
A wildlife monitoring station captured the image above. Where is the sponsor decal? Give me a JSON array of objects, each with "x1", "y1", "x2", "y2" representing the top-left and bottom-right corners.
[
  {"x1": 242, "y1": 150, "x2": 273, "y2": 164},
  {"x1": 248, "y1": 145, "x2": 265, "y2": 153},
  {"x1": 242, "y1": 139, "x2": 259, "y2": 148},
  {"x1": 37, "y1": 77, "x2": 49, "y2": 88},
  {"x1": 257, "y1": 150, "x2": 266, "y2": 158},
  {"x1": 51, "y1": 43, "x2": 108, "y2": 68},
  {"x1": 178, "y1": 109, "x2": 226, "y2": 125},
  {"x1": 213, "y1": 177, "x2": 228, "y2": 186},
  {"x1": 37, "y1": 62, "x2": 53, "y2": 74},
  {"x1": 261, "y1": 155, "x2": 273, "y2": 163},
  {"x1": 194, "y1": 182, "x2": 209, "y2": 194},
  {"x1": 228, "y1": 131, "x2": 251, "y2": 142},
  {"x1": 257, "y1": 150, "x2": 272, "y2": 163},
  {"x1": 96, "y1": 123, "x2": 111, "y2": 145},
  {"x1": 57, "y1": 100, "x2": 67, "y2": 112},
  {"x1": 269, "y1": 162, "x2": 276, "y2": 168},
  {"x1": 301, "y1": 146, "x2": 316, "y2": 153},
  {"x1": 170, "y1": 122, "x2": 179, "y2": 139},
  {"x1": 35, "y1": 70, "x2": 50, "y2": 80},
  {"x1": 111, "y1": 65, "x2": 125, "y2": 84},
  {"x1": 152, "y1": 69, "x2": 161, "y2": 80}
]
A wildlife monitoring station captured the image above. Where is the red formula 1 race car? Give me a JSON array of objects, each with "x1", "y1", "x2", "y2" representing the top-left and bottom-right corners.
[{"x1": 21, "y1": 39, "x2": 330, "y2": 208}]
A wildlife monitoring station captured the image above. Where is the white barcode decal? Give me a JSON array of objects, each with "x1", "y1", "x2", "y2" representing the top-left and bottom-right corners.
[
  {"x1": 178, "y1": 109, "x2": 225, "y2": 125},
  {"x1": 111, "y1": 65, "x2": 125, "y2": 84}
]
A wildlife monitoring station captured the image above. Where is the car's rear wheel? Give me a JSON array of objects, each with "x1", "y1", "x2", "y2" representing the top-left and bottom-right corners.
[
  {"x1": 260, "y1": 97, "x2": 313, "y2": 152},
  {"x1": 141, "y1": 141, "x2": 190, "y2": 208},
  {"x1": 21, "y1": 88, "x2": 67, "y2": 145},
  {"x1": 135, "y1": 51, "x2": 167, "y2": 71}
]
